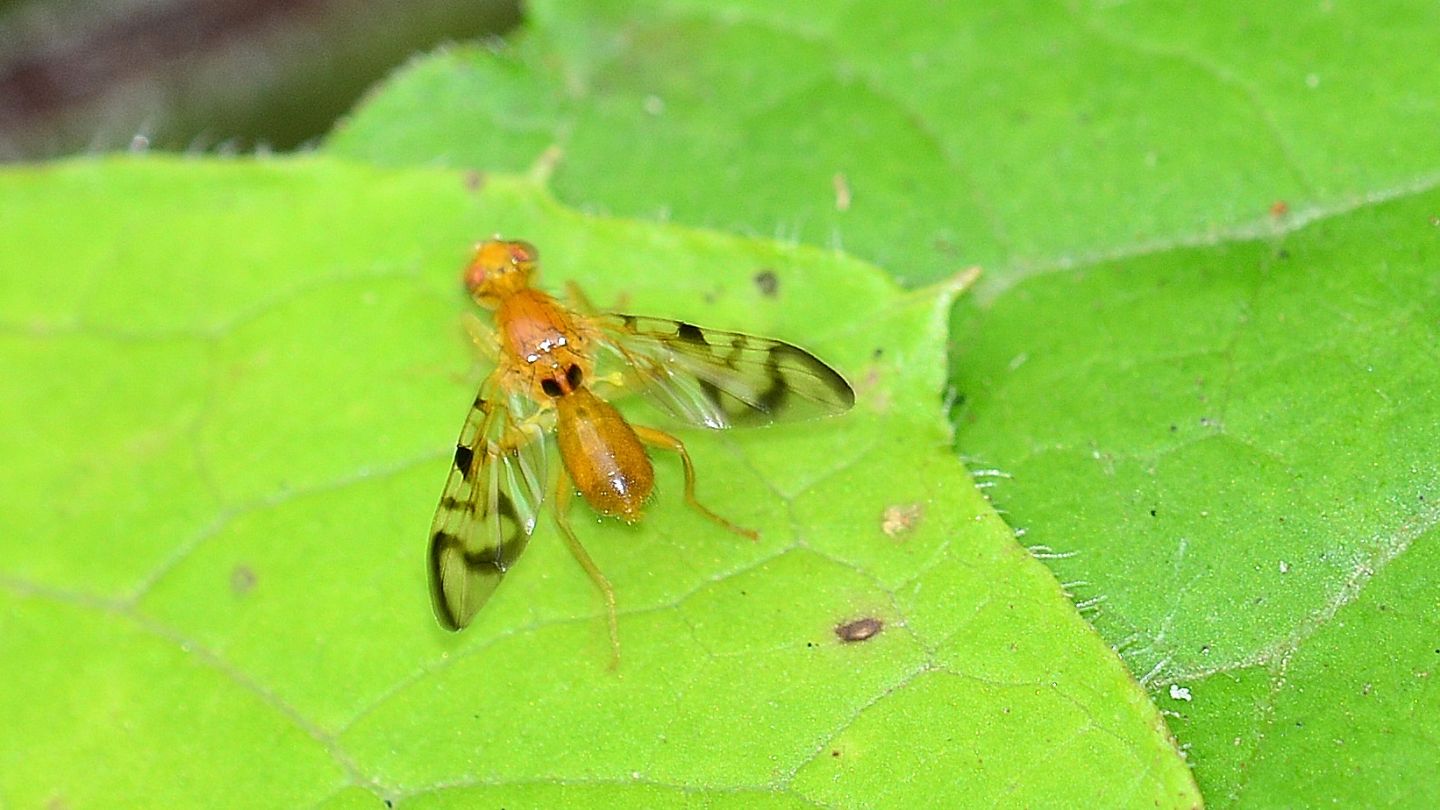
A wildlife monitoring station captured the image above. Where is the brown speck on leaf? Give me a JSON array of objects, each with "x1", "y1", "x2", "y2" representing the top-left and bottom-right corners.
[
  {"x1": 1269, "y1": 199, "x2": 1289, "y2": 218},
  {"x1": 754, "y1": 269, "x2": 779, "y2": 297},
  {"x1": 833, "y1": 172, "x2": 852, "y2": 212},
  {"x1": 836, "y1": 617, "x2": 883, "y2": 643},
  {"x1": 831, "y1": 749, "x2": 842, "y2": 758},
  {"x1": 882, "y1": 503, "x2": 923, "y2": 538},
  {"x1": 230, "y1": 564, "x2": 257, "y2": 596},
  {"x1": 464, "y1": 170, "x2": 486, "y2": 192}
]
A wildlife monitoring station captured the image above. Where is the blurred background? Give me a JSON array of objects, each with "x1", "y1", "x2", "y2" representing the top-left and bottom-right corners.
[{"x1": 0, "y1": 0, "x2": 519, "y2": 160}]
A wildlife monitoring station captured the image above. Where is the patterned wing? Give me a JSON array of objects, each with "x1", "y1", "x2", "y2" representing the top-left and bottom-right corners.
[
  {"x1": 427, "y1": 385, "x2": 551, "y2": 630},
  {"x1": 596, "y1": 314, "x2": 855, "y2": 429}
]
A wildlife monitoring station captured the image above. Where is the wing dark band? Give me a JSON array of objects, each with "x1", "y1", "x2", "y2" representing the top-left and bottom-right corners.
[
  {"x1": 603, "y1": 314, "x2": 855, "y2": 428},
  {"x1": 426, "y1": 388, "x2": 549, "y2": 632}
]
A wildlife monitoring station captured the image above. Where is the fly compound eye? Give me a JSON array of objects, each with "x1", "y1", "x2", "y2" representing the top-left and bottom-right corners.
[
  {"x1": 463, "y1": 261, "x2": 486, "y2": 295},
  {"x1": 509, "y1": 241, "x2": 538, "y2": 265}
]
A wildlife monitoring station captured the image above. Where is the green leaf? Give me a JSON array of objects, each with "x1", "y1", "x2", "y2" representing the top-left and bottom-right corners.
[
  {"x1": 0, "y1": 157, "x2": 1196, "y2": 807},
  {"x1": 326, "y1": 1, "x2": 1440, "y2": 803},
  {"x1": 951, "y1": 189, "x2": 1440, "y2": 806},
  {"x1": 328, "y1": 0, "x2": 1440, "y2": 288}
]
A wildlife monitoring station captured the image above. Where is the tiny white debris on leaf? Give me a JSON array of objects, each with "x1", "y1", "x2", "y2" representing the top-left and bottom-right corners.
[
  {"x1": 1279, "y1": 560, "x2": 1290, "y2": 573},
  {"x1": 832, "y1": 172, "x2": 852, "y2": 211},
  {"x1": 881, "y1": 503, "x2": 923, "y2": 538},
  {"x1": 1169, "y1": 684, "x2": 1193, "y2": 702}
]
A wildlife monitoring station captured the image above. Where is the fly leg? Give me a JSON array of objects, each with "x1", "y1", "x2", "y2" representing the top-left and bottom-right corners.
[
  {"x1": 585, "y1": 370, "x2": 629, "y2": 400},
  {"x1": 632, "y1": 425, "x2": 759, "y2": 541},
  {"x1": 462, "y1": 312, "x2": 500, "y2": 361},
  {"x1": 564, "y1": 280, "x2": 599, "y2": 314},
  {"x1": 565, "y1": 280, "x2": 630, "y2": 315},
  {"x1": 553, "y1": 476, "x2": 622, "y2": 670}
]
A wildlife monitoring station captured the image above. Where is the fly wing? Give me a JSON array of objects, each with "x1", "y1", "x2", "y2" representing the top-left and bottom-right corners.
[
  {"x1": 427, "y1": 384, "x2": 551, "y2": 630},
  {"x1": 596, "y1": 314, "x2": 854, "y2": 429}
]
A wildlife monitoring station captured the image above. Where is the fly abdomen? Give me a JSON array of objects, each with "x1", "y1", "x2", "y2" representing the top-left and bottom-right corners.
[{"x1": 555, "y1": 388, "x2": 654, "y2": 522}]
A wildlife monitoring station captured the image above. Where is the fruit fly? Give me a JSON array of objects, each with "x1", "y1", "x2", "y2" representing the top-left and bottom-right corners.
[{"x1": 428, "y1": 238, "x2": 855, "y2": 664}]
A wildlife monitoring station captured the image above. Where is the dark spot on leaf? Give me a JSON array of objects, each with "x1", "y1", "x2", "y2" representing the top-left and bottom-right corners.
[
  {"x1": 230, "y1": 565, "x2": 256, "y2": 596},
  {"x1": 1149, "y1": 509, "x2": 1158, "y2": 517},
  {"x1": 1169, "y1": 424, "x2": 1178, "y2": 432},
  {"x1": 464, "y1": 171, "x2": 486, "y2": 192},
  {"x1": 836, "y1": 617, "x2": 883, "y2": 643},
  {"x1": 754, "y1": 269, "x2": 779, "y2": 297},
  {"x1": 1277, "y1": 249, "x2": 1291, "y2": 260},
  {"x1": 831, "y1": 749, "x2": 842, "y2": 758},
  {"x1": 872, "y1": 347, "x2": 883, "y2": 360}
]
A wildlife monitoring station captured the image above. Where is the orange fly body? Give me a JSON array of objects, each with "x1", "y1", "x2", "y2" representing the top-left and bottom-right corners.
[{"x1": 428, "y1": 238, "x2": 855, "y2": 666}]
